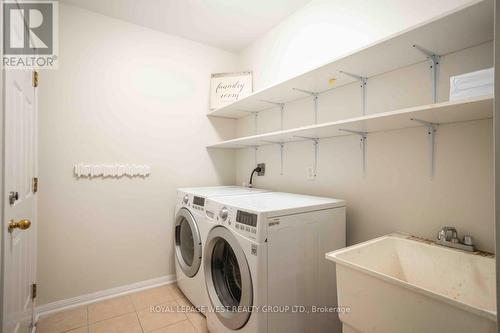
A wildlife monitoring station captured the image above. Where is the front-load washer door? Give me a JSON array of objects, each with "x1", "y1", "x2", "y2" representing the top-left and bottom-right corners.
[
  {"x1": 204, "y1": 226, "x2": 253, "y2": 330},
  {"x1": 175, "y1": 208, "x2": 202, "y2": 278}
]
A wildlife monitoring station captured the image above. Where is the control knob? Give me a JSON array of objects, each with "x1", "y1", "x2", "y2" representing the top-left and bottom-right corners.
[{"x1": 219, "y1": 207, "x2": 229, "y2": 221}]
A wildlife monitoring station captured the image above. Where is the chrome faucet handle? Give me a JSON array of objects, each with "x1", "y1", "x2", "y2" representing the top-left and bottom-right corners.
[
  {"x1": 436, "y1": 227, "x2": 475, "y2": 252},
  {"x1": 441, "y1": 226, "x2": 458, "y2": 242},
  {"x1": 463, "y1": 235, "x2": 474, "y2": 246}
]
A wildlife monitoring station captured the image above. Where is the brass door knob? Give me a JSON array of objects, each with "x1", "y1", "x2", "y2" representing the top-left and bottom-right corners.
[{"x1": 8, "y1": 219, "x2": 31, "y2": 233}]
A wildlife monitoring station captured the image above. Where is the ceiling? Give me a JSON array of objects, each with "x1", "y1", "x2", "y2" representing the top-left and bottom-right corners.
[{"x1": 60, "y1": 0, "x2": 312, "y2": 52}]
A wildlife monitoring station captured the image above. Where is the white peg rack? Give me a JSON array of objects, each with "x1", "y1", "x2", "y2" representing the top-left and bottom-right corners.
[{"x1": 74, "y1": 164, "x2": 151, "y2": 178}]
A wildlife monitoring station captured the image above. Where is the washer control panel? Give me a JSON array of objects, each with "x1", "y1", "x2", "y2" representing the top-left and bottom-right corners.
[
  {"x1": 205, "y1": 200, "x2": 262, "y2": 241},
  {"x1": 234, "y1": 210, "x2": 258, "y2": 235},
  {"x1": 178, "y1": 192, "x2": 206, "y2": 213}
]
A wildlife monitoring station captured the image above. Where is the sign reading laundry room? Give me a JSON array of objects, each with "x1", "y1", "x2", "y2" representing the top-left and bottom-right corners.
[
  {"x1": 210, "y1": 71, "x2": 252, "y2": 110},
  {"x1": 74, "y1": 164, "x2": 151, "y2": 178}
]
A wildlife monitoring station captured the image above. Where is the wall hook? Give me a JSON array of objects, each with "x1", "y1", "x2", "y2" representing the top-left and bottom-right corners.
[{"x1": 74, "y1": 164, "x2": 151, "y2": 178}]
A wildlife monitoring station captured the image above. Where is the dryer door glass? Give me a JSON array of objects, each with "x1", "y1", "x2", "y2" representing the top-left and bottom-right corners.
[
  {"x1": 179, "y1": 218, "x2": 194, "y2": 265},
  {"x1": 205, "y1": 226, "x2": 253, "y2": 330},
  {"x1": 211, "y1": 238, "x2": 241, "y2": 307},
  {"x1": 175, "y1": 208, "x2": 202, "y2": 277}
]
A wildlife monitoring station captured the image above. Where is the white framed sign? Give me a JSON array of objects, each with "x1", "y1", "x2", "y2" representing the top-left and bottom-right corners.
[{"x1": 210, "y1": 72, "x2": 252, "y2": 110}]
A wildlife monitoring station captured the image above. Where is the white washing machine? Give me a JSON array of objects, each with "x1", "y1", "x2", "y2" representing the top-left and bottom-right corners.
[
  {"x1": 174, "y1": 186, "x2": 269, "y2": 312},
  {"x1": 203, "y1": 192, "x2": 346, "y2": 333}
]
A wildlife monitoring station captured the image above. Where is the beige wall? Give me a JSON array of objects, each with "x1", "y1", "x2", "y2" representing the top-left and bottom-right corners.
[
  {"x1": 0, "y1": 0, "x2": 4, "y2": 322},
  {"x1": 37, "y1": 4, "x2": 238, "y2": 305},
  {"x1": 240, "y1": 0, "x2": 477, "y2": 90},
  {"x1": 235, "y1": 1, "x2": 494, "y2": 252},
  {"x1": 494, "y1": 0, "x2": 499, "y2": 322},
  {"x1": 37, "y1": 0, "x2": 495, "y2": 307}
]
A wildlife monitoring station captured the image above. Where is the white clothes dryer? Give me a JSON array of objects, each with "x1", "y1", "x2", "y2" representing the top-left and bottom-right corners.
[
  {"x1": 203, "y1": 192, "x2": 346, "y2": 333},
  {"x1": 174, "y1": 186, "x2": 268, "y2": 312}
]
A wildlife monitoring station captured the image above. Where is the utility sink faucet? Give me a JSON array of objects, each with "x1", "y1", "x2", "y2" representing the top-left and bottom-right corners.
[{"x1": 436, "y1": 226, "x2": 475, "y2": 252}]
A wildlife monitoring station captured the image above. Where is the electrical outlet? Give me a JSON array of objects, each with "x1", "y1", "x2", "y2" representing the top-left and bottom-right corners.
[
  {"x1": 257, "y1": 163, "x2": 265, "y2": 176},
  {"x1": 307, "y1": 166, "x2": 315, "y2": 180}
]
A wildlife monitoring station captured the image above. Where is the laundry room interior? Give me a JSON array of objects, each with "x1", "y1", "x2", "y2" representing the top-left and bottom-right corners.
[{"x1": 1, "y1": 0, "x2": 498, "y2": 333}]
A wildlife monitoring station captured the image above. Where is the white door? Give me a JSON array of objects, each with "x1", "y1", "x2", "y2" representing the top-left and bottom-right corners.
[{"x1": 3, "y1": 67, "x2": 38, "y2": 333}]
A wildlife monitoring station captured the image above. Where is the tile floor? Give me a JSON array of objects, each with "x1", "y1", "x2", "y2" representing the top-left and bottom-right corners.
[{"x1": 37, "y1": 284, "x2": 208, "y2": 333}]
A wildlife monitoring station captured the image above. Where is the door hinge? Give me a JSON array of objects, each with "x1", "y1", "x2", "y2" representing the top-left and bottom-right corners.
[
  {"x1": 8, "y1": 191, "x2": 19, "y2": 205},
  {"x1": 32, "y1": 70, "x2": 39, "y2": 88},
  {"x1": 31, "y1": 283, "x2": 37, "y2": 300},
  {"x1": 32, "y1": 177, "x2": 38, "y2": 193}
]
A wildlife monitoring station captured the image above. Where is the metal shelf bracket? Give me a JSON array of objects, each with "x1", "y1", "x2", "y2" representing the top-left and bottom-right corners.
[
  {"x1": 235, "y1": 110, "x2": 260, "y2": 135},
  {"x1": 253, "y1": 112, "x2": 259, "y2": 134},
  {"x1": 293, "y1": 88, "x2": 320, "y2": 124},
  {"x1": 253, "y1": 146, "x2": 259, "y2": 166},
  {"x1": 294, "y1": 136, "x2": 319, "y2": 177},
  {"x1": 279, "y1": 143, "x2": 284, "y2": 176},
  {"x1": 340, "y1": 71, "x2": 368, "y2": 115},
  {"x1": 261, "y1": 100, "x2": 285, "y2": 130},
  {"x1": 339, "y1": 129, "x2": 368, "y2": 176},
  {"x1": 261, "y1": 140, "x2": 285, "y2": 175},
  {"x1": 411, "y1": 118, "x2": 438, "y2": 179},
  {"x1": 413, "y1": 45, "x2": 441, "y2": 103}
]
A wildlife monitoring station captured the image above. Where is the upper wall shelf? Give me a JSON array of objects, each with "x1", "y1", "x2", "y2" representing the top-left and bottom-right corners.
[
  {"x1": 207, "y1": 95, "x2": 493, "y2": 149},
  {"x1": 207, "y1": 0, "x2": 493, "y2": 119}
]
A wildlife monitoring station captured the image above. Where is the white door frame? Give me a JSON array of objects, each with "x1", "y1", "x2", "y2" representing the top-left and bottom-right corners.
[
  {"x1": 1, "y1": 0, "x2": 42, "y2": 330},
  {"x1": 1, "y1": 3, "x2": 39, "y2": 331},
  {"x1": 1, "y1": 0, "x2": 6, "y2": 326},
  {"x1": 494, "y1": 2, "x2": 499, "y2": 333},
  {"x1": 1, "y1": 22, "x2": 5, "y2": 333},
  {"x1": 2, "y1": 67, "x2": 38, "y2": 333}
]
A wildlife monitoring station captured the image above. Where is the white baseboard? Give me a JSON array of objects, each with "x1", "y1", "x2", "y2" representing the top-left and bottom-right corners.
[{"x1": 36, "y1": 274, "x2": 176, "y2": 319}]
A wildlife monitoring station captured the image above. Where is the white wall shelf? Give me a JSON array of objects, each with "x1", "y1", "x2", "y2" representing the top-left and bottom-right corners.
[
  {"x1": 207, "y1": 95, "x2": 493, "y2": 149},
  {"x1": 207, "y1": 0, "x2": 493, "y2": 119}
]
